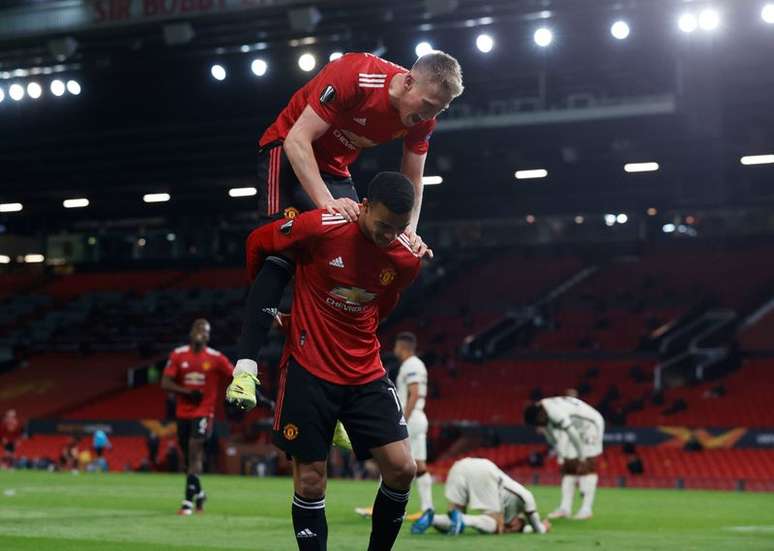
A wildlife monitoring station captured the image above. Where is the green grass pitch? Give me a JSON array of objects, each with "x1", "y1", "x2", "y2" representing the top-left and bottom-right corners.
[{"x1": 1, "y1": 470, "x2": 773, "y2": 550}]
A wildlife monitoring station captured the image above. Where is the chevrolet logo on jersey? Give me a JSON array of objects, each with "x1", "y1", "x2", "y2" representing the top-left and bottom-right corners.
[
  {"x1": 327, "y1": 286, "x2": 377, "y2": 313},
  {"x1": 184, "y1": 372, "x2": 205, "y2": 385},
  {"x1": 330, "y1": 286, "x2": 376, "y2": 305},
  {"x1": 338, "y1": 129, "x2": 379, "y2": 149}
]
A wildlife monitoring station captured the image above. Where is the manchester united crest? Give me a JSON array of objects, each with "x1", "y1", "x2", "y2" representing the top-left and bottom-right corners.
[
  {"x1": 283, "y1": 207, "x2": 300, "y2": 220},
  {"x1": 202, "y1": 361, "x2": 211, "y2": 371},
  {"x1": 379, "y1": 267, "x2": 397, "y2": 286},
  {"x1": 283, "y1": 423, "x2": 299, "y2": 440}
]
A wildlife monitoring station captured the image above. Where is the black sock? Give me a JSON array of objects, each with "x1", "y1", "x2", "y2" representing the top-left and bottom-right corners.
[
  {"x1": 368, "y1": 483, "x2": 410, "y2": 551},
  {"x1": 292, "y1": 494, "x2": 327, "y2": 551},
  {"x1": 237, "y1": 256, "x2": 294, "y2": 362},
  {"x1": 184, "y1": 474, "x2": 200, "y2": 506}
]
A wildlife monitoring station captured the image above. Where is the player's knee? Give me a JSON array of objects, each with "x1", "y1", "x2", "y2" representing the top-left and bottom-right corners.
[
  {"x1": 388, "y1": 456, "x2": 416, "y2": 488},
  {"x1": 296, "y1": 467, "x2": 326, "y2": 499},
  {"x1": 265, "y1": 254, "x2": 295, "y2": 277}
]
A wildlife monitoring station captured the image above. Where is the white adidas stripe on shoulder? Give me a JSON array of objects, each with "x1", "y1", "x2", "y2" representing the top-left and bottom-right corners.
[
  {"x1": 321, "y1": 214, "x2": 346, "y2": 221},
  {"x1": 358, "y1": 73, "x2": 386, "y2": 88},
  {"x1": 205, "y1": 347, "x2": 222, "y2": 356},
  {"x1": 322, "y1": 219, "x2": 348, "y2": 226},
  {"x1": 174, "y1": 345, "x2": 190, "y2": 353}
]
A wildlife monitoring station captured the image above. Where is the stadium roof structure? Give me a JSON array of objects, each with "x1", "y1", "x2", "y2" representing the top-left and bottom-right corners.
[{"x1": 1, "y1": 0, "x2": 773, "y2": 228}]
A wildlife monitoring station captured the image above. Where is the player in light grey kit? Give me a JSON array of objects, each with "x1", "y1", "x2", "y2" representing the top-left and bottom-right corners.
[
  {"x1": 524, "y1": 396, "x2": 605, "y2": 520},
  {"x1": 393, "y1": 332, "x2": 433, "y2": 518}
]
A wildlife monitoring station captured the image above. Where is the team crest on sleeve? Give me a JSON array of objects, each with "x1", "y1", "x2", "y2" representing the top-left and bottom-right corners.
[
  {"x1": 379, "y1": 267, "x2": 397, "y2": 286},
  {"x1": 283, "y1": 206, "x2": 299, "y2": 219},
  {"x1": 283, "y1": 423, "x2": 299, "y2": 440},
  {"x1": 280, "y1": 219, "x2": 294, "y2": 235},
  {"x1": 320, "y1": 85, "x2": 336, "y2": 104}
]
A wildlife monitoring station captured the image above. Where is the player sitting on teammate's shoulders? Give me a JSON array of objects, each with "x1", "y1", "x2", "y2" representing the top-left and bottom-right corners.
[{"x1": 411, "y1": 457, "x2": 550, "y2": 536}]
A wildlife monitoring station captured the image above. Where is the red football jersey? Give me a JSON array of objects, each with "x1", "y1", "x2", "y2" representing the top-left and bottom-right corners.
[
  {"x1": 246, "y1": 210, "x2": 421, "y2": 385},
  {"x1": 0, "y1": 418, "x2": 21, "y2": 443},
  {"x1": 260, "y1": 52, "x2": 437, "y2": 178},
  {"x1": 162, "y1": 345, "x2": 234, "y2": 419}
]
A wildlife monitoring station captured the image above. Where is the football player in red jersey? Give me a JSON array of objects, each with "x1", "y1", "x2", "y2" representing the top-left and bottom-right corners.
[
  {"x1": 229, "y1": 172, "x2": 421, "y2": 551},
  {"x1": 1, "y1": 409, "x2": 23, "y2": 468},
  {"x1": 161, "y1": 319, "x2": 233, "y2": 515},
  {"x1": 231, "y1": 51, "x2": 463, "y2": 390}
]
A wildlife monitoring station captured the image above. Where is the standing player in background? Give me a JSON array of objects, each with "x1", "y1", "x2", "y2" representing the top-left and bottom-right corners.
[
  {"x1": 231, "y1": 51, "x2": 463, "y2": 389},
  {"x1": 1, "y1": 409, "x2": 23, "y2": 468},
  {"x1": 412, "y1": 457, "x2": 550, "y2": 536},
  {"x1": 524, "y1": 396, "x2": 605, "y2": 520},
  {"x1": 395, "y1": 332, "x2": 433, "y2": 524},
  {"x1": 228, "y1": 173, "x2": 421, "y2": 551},
  {"x1": 355, "y1": 332, "x2": 432, "y2": 522},
  {"x1": 161, "y1": 319, "x2": 234, "y2": 516}
]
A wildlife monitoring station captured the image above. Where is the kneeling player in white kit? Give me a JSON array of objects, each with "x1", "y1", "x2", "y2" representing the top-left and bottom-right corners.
[
  {"x1": 412, "y1": 457, "x2": 550, "y2": 535},
  {"x1": 524, "y1": 396, "x2": 605, "y2": 520}
]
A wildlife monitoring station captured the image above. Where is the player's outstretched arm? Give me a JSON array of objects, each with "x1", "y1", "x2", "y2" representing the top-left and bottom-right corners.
[{"x1": 400, "y1": 144, "x2": 433, "y2": 258}]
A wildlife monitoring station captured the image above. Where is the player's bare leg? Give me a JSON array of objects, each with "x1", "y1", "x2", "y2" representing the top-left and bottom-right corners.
[
  {"x1": 368, "y1": 439, "x2": 416, "y2": 550},
  {"x1": 549, "y1": 459, "x2": 578, "y2": 519},
  {"x1": 409, "y1": 459, "x2": 435, "y2": 532},
  {"x1": 575, "y1": 458, "x2": 598, "y2": 520},
  {"x1": 414, "y1": 459, "x2": 433, "y2": 511},
  {"x1": 291, "y1": 459, "x2": 328, "y2": 550},
  {"x1": 179, "y1": 437, "x2": 205, "y2": 516}
]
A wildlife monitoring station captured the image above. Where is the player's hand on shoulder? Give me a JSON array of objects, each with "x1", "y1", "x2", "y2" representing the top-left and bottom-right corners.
[
  {"x1": 404, "y1": 227, "x2": 433, "y2": 258},
  {"x1": 323, "y1": 197, "x2": 360, "y2": 222}
]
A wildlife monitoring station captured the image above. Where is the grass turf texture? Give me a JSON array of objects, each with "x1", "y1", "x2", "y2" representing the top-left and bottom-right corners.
[{"x1": 1, "y1": 471, "x2": 773, "y2": 550}]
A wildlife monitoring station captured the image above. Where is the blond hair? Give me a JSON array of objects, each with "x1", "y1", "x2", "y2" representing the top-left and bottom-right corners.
[{"x1": 411, "y1": 50, "x2": 464, "y2": 98}]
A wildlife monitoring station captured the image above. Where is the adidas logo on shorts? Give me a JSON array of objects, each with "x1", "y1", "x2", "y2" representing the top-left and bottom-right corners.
[{"x1": 296, "y1": 528, "x2": 317, "y2": 538}]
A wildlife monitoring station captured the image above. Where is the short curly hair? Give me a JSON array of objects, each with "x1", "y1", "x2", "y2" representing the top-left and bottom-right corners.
[{"x1": 367, "y1": 172, "x2": 415, "y2": 215}]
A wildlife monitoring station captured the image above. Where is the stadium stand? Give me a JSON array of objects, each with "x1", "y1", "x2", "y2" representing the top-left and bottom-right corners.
[
  {"x1": 2, "y1": 244, "x2": 773, "y2": 484},
  {"x1": 0, "y1": 352, "x2": 143, "y2": 418},
  {"x1": 430, "y1": 444, "x2": 774, "y2": 491}
]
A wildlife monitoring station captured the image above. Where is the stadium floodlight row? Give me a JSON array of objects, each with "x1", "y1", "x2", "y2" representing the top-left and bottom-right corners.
[
  {"x1": 204, "y1": 4, "x2": 774, "y2": 81},
  {"x1": 0, "y1": 80, "x2": 81, "y2": 104}
]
